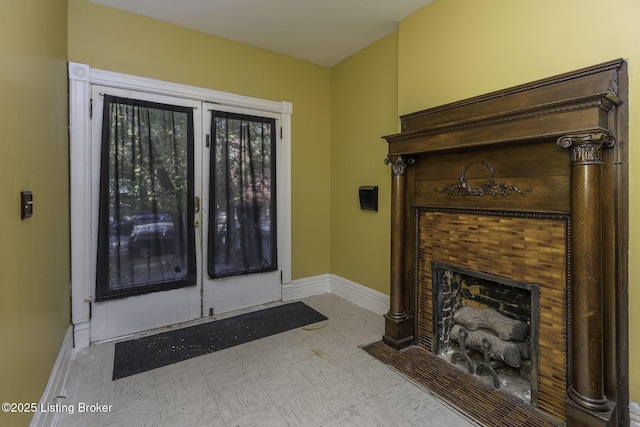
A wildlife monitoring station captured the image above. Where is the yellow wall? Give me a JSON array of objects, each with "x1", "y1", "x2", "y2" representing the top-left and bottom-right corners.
[
  {"x1": 330, "y1": 33, "x2": 398, "y2": 294},
  {"x1": 397, "y1": 0, "x2": 640, "y2": 403},
  {"x1": 0, "y1": 1, "x2": 70, "y2": 426},
  {"x1": 67, "y1": 0, "x2": 332, "y2": 279}
]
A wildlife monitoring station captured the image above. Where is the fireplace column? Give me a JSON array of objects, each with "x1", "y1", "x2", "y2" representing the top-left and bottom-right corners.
[
  {"x1": 383, "y1": 155, "x2": 415, "y2": 349},
  {"x1": 557, "y1": 132, "x2": 615, "y2": 426}
]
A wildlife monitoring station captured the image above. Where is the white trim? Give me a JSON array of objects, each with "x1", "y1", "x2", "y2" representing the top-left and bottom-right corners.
[
  {"x1": 283, "y1": 273, "x2": 390, "y2": 315},
  {"x1": 631, "y1": 400, "x2": 640, "y2": 426},
  {"x1": 88, "y1": 66, "x2": 291, "y2": 114},
  {"x1": 279, "y1": 105, "x2": 293, "y2": 286},
  {"x1": 284, "y1": 274, "x2": 331, "y2": 300},
  {"x1": 329, "y1": 275, "x2": 390, "y2": 315},
  {"x1": 68, "y1": 63, "x2": 93, "y2": 349},
  {"x1": 30, "y1": 326, "x2": 74, "y2": 427},
  {"x1": 281, "y1": 282, "x2": 294, "y2": 301},
  {"x1": 68, "y1": 62, "x2": 293, "y2": 347},
  {"x1": 73, "y1": 320, "x2": 90, "y2": 350}
]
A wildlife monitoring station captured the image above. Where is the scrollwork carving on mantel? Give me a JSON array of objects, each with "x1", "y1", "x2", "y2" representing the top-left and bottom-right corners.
[{"x1": 437, "y1": 161, "x2": 532, "y2": 197}]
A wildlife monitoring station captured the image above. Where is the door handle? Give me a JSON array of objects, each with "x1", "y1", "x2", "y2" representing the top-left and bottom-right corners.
[{"x1": 194, "y1": 196, "x2": 200, "y2": 213}]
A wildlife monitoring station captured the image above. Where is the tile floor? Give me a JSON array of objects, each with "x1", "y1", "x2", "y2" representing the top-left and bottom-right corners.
[{"x1": 57, "y1": 293, "x2": 479, "y2": 426}]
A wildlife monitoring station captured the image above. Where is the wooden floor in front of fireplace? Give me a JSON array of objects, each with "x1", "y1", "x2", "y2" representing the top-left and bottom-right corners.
[{"x1": 363, "y1": 341, "x2": 564, "y2": 427}]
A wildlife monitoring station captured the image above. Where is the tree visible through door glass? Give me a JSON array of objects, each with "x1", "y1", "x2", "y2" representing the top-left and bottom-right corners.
[
  {"x1": 208, "y1": 111, "x2": 277, "y2": 278},
  {"x1": 96, "y1": 96, "x2": 196, "y2": 300}
]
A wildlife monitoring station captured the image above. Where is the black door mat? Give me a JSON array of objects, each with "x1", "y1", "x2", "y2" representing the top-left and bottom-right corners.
[{"x1": 112, "y1": 301, "x2": 327, "y2": 380}]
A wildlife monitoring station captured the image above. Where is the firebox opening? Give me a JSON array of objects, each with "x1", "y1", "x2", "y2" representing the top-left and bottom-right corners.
[{"x1": 431, "y1": 262, "x2": 540, "y2": 405}]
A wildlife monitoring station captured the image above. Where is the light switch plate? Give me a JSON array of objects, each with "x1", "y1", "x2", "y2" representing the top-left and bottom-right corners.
[{"x1": 21, "y1": 191, "x2": 33, "y2": 219}]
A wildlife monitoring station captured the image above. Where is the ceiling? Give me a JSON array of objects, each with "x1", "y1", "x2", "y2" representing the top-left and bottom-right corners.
[{"x1": 89, "y1": 0, "x2": 434, "y2": 67}]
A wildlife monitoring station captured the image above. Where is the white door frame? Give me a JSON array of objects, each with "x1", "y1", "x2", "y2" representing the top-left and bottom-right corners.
[{"x1": 68, "y1": 62, "x2": 292, "y2": 348}]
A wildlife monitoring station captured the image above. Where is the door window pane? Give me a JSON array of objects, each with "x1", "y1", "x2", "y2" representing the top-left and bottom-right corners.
[
  {"x1": 96, "y1": 96, "x2": 196, "y2": 300},
  {"x1": 208, "y1": 111, "x2": 277, "y2": 278}
]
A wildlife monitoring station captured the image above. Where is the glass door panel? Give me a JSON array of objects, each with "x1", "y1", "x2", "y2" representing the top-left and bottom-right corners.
[
  {"x1": 208, "y1": 111, "x2": 277, "y2": 278},
  {"x1": 95, "y1": 95, "x2": 196, "y2": 300}
]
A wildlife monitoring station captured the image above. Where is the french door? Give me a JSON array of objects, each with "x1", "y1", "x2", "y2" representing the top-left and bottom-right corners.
[
  {"x1": 87, "y1": 85, "x2": 287, "y2": 343},
  {"x1": 89, "y1": 86, "x2": 203, "y2": 342},
  {"x1": 201, "y1": 104, "x2": 282, "y2": 315}
]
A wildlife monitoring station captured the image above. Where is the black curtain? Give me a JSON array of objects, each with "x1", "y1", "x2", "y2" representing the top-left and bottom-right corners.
[
  {"x1": 96, "y1": 96, "x2": 196, "y2": 301},
  {"x1": 208, "y1": 111, "x2": 277, "y2": 278}
]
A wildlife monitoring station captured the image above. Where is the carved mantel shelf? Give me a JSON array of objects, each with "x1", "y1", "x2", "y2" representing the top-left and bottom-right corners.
[{"x1": 381, "y1": 59, "x2": 628, "y2": 427}]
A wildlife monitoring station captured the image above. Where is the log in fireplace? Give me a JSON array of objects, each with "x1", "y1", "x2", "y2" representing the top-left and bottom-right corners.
[
  {"x1": 366, "y1": 60, "x2": 629, "y2": 426},
  {"x1": 431, "y1": 263, "x2": 539, "y2": 404}
]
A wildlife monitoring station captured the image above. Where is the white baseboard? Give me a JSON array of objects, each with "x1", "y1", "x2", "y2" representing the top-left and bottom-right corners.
[
  {"x1": 73, "y1": 318, "x2": 90, "y2": 349},
  {"x1": 630, "y1": 400, "x2": 640, "y2": 426},
  {"x1": 285, "y1": 273, "x2": 389, "y2": 316},
  {"x1": 284, "y1": 274, "x2": 331, "y2": 301},
  {"x1": 281, "y1": 281, "x2": 294, "y2": 302},
  {"x1": 329, "y1": 275, "x2": 390, "y2": 315},
  {"x1": 30, "y1": 325, "x2": 74, "y2": 427}
]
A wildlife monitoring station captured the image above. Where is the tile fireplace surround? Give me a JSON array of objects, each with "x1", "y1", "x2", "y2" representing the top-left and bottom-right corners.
[{"x1": 374, "y1": 60, "x2": 629, "y2": 427}]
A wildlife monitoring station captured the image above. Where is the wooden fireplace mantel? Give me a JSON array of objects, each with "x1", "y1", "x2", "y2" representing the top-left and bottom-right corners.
[{"x1": 382, "y1": 59, "x2": 628, "y2": 427}]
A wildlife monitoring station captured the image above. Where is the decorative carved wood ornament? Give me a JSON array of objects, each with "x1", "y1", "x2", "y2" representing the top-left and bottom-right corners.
[
  {"x1": 381, "y1": 60, "x2": 628, "y2": 427},
  {"x1": 437, "y1": 161, "x2": 532, "y2": 197},
  {"x1": 557, "y1": 131, "x2": 616, "y2": 163},
  {"x1": 384, "y1": 155, "x2": 415, "y2": 176}
]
